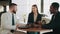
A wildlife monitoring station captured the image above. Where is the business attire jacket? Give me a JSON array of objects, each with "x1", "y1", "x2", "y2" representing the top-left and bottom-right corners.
[
  {"x1": 27, "y1": 13, "x2": 42, "y2": 34},
  {"x1": 42, "y1": 11, "x2": 60, "y2": 34}
]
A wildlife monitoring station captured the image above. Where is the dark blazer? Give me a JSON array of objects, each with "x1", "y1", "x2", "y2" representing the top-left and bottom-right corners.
[
  {"x1": 42, "y1": 11, "x2": 60, "y2": 34},
  {"x1": 27, "y1": 13, "x2": 42, "y2": 34},
  {"x1": 27, "y1": 13, "x2": 42, "y2": 24}
]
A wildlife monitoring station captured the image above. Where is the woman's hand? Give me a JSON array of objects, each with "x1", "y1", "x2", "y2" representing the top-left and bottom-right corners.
[
  {"x1": 34, "y1": 21, "x2": 42, "y2": 28},
  {"x1": 37, "y1": 21, "x2": 42, "y2": 25}
]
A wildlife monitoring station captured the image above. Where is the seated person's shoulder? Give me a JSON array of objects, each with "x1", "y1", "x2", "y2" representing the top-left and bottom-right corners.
[
  {"x1": 1, "y1": 12, "x2": 8, "y2": 16},
  {"x1": 58, "y1": 12, "x2": 60, "y2": 16},
  {"x1": 38, "y1": 14, "x2": 42, "y2": 17},
  {"x1": 29, "y1": 13, "x2": 32, "y2": 15}
]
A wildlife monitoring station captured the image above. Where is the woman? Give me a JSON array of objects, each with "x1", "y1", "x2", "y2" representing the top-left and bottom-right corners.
[{"x1": 27, "y1": 5, "x2": 42, "y2": 34}]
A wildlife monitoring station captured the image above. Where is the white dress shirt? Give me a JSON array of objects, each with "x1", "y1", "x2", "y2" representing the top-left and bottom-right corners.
[{"x1": 1, "y1": 11, "x2": 17, "y2": 34}]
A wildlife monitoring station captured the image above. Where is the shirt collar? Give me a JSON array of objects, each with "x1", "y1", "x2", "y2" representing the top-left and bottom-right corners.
[{"x1": 8, "y1": 11, "x2": 16, "y2": 15}]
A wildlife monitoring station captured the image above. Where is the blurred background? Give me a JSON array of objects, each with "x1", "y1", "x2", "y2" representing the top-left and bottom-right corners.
[{"x1": 0, "y1": 0, "x2": 60, "y2": 26}]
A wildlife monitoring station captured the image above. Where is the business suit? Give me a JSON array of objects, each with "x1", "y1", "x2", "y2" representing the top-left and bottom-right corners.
[
  {"x1": 27, "y1": 13, "x2": 42, "y2": 34},
  {"x1": 42, "y1": 11, "x2": 60, "y2": 34}
]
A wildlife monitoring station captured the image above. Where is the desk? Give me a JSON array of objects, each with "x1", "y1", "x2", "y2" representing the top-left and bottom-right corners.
[{"x1": 16, "y1": 28, "x2": 53, "y2": 34}]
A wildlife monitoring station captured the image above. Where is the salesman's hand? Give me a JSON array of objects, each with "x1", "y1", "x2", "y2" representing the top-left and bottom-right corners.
[{"x1": 16, "y1": 24, "x2": 20, "y2": 30}]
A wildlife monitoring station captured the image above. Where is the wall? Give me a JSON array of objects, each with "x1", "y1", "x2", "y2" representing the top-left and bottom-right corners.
[{"x1": 12, "y1": 0, "x2": 41, "y2": 24}]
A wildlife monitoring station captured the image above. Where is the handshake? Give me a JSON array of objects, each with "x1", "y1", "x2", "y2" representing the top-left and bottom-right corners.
[
  {"x1": 27, "y1": 21, "x2": 42, "y2": 28},
  {"x1": 16, "y1": 21, "x2": 43, "y2": 29}
]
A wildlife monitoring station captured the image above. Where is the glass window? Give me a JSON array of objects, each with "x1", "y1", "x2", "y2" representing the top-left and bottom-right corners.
[
  {"x1": 12, "y1": 0, "x2": 41, "y2": 14},
  {"x1": 0, "y1": 6, "x2": 4, "y2": 12}
]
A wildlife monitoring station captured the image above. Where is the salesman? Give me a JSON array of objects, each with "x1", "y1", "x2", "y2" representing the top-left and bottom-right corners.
[{"x1": 1, "y1": 3, "x2": 25, "y2": 34}]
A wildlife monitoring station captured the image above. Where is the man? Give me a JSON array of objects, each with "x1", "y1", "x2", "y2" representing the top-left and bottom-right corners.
[
  {"x1": 42, "y1": 2, "x2": 60, "y2": 34},
  {"x1": 1, "y1": 3, "x2": 17, "y2": 34},
  {"x1": 1, "y1": 3, "x2": 25, "y2": 34}
]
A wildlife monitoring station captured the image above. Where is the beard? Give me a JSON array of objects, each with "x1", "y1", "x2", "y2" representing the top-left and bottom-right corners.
[
  {"x1": 12, "y1": 10, "x2": 16, "y2": 14},
  {"x1": 50, "y1": 12, "x2": 53, "y2": 14},
  {"x1": 50, "y1": 11, "x2": 54, "y2": 14}
]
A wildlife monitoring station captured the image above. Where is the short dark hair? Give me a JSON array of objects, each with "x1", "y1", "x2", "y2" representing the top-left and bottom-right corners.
[
  {"x1": 51, "y1": 2, "x2": 59, "y2": 9},
  {"x1": 9, "y1": 3, "x2": 17, "y2": 8}
]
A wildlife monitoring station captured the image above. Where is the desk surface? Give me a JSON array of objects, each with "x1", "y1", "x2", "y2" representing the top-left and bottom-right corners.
[{"x1": 17, "y1": 28, "x2": 53, "y2": 32}]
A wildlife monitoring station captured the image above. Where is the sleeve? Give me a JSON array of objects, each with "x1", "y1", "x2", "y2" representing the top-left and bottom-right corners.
[
  {"x1": 42, "y1": 23, "x2": 53, "y2": 29},
  {"x1": 1, "y1": 14, "x2": 16, "y2": 30},
  {"x1": 39, "y1": 14, "x2": 42, "y2": 21},
  {"x1": 27, "y1": 14, "x2": 32, "y2": 24},
  {"x1": 37, "y1": 14, "x2": 42, "y2": 22}
]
